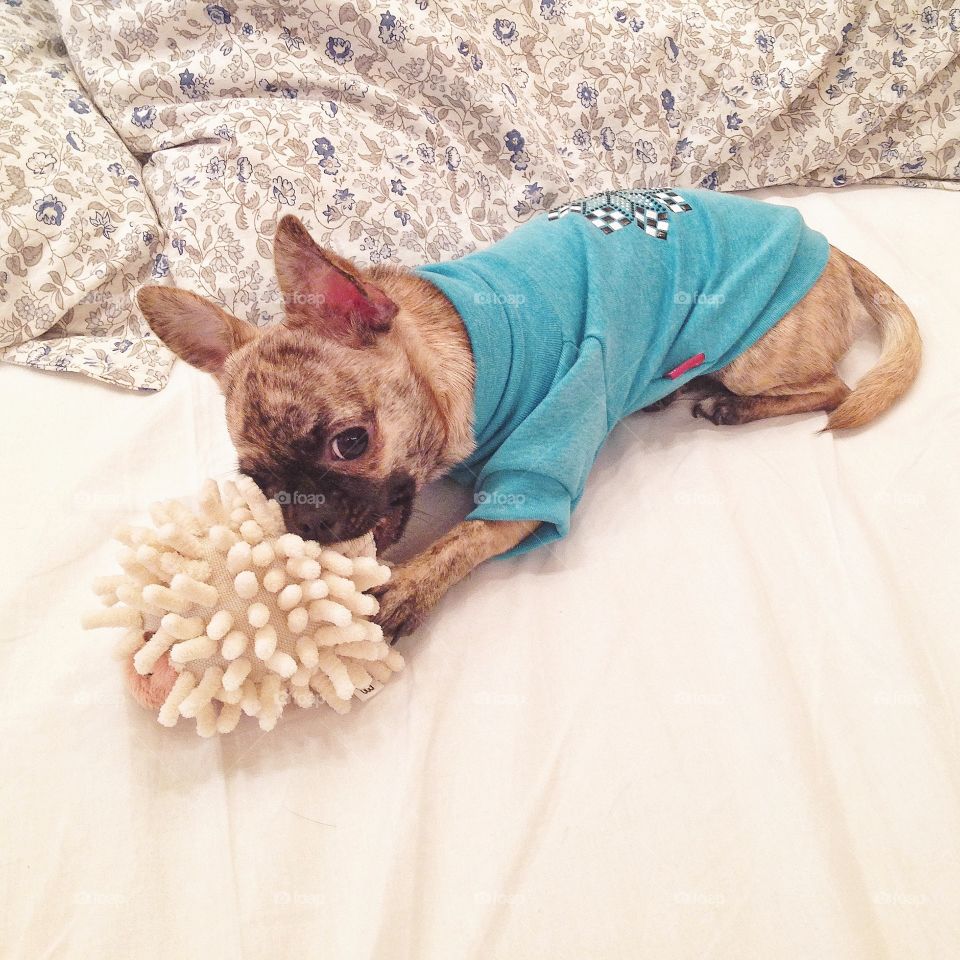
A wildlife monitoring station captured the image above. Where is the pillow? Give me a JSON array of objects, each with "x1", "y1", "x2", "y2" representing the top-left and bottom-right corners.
[
  {"x1": 50, "y1": 0, "x2": 960, "y2": 343},
  {"x1": 0, "y1": 0, "x2": 173, "y2": 390},
  {"x1": 45, "y1": 0, "x2": 570, "y2": 331}
]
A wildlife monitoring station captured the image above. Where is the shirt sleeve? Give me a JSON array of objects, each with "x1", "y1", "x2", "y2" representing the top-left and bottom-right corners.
[{"x1": 462, "y1": 338, "x2": 610, "y2": 556}]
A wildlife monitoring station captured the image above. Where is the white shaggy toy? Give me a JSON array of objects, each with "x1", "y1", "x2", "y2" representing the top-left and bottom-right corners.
[{"x1": 82, "y1": 476, "x2": 401, "y2": 736}]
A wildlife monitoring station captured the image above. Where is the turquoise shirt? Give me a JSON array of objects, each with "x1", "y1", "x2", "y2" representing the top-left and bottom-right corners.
[{"x1": 414, "y1": 188, "x2": 829, "y2": 556}]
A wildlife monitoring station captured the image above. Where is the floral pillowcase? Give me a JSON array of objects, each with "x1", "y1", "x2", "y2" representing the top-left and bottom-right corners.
[{"x1": 0, "y1": 0, "x2": 172, "y2": 391}]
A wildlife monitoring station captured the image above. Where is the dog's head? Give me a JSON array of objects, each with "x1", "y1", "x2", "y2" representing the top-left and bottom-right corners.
[{"x1": 138, "y1": 216, "x2": 446, "y2": 548}]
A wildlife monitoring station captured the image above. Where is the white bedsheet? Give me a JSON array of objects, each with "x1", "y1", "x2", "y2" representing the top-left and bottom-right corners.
[{"x1": 2, "y1": 185, "x2": 958, "y2": 959}]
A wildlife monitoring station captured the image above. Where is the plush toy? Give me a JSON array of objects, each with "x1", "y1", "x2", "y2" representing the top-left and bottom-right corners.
[{"x1": 82, "y1": 476, "x2": 401, "y2": 736}]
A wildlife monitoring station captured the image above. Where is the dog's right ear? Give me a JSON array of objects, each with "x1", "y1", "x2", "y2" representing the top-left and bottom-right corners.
[
  {"x1": 273, "y1": 215, "x2": 397, "y2": 347},
  {"x1": 137, "y1": 286, "x2": 256, "y2": 376}
]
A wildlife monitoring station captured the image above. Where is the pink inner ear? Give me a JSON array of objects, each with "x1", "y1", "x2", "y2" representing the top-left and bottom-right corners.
[
  {"x1": 315, "y1": 268, "x2": 396, "y2": 330},
  {"x1": 276, "y1": 216, "x2": 397, "y2": 337}
]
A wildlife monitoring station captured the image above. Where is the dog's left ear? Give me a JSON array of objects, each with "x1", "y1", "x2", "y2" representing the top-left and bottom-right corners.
[{"x1": 273, "y1": 215, "x2": 397, "y2": 347}]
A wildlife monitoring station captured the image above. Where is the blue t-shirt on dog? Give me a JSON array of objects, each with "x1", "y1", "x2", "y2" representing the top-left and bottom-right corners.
[{"x1": 414, "y1": 188, "x2": 829, "y2": 555}]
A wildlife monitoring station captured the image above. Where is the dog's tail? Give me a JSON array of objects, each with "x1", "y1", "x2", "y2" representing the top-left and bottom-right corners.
[{"x1": 825, "y1": 252, "x2": 922, "y2": 431}]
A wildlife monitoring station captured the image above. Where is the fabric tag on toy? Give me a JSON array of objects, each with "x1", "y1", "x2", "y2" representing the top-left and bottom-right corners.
[
  {"x1": 354, "y1": 678, "x2": 385, "y2": 701},
  {"x1": 664, "y1": 352, "x2": 706, "y2": 380}
]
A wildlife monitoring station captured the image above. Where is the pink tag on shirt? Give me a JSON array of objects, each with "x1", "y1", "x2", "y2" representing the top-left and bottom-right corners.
[{"x1": 664, "y1": 352, "x2": 705, "y2": 380}]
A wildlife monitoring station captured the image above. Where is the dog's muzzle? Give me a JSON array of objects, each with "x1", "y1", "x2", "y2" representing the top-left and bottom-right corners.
[{"x1": 276, "y1": 469, "x2": 415, "y2": 548}]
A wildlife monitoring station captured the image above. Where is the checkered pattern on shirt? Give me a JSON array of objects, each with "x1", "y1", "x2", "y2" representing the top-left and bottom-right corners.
[{"x1": 546, "y1": 188, "x2": 692, "y2": 240}]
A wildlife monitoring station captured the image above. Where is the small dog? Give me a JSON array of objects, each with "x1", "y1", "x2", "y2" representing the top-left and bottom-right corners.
[{"x1": 138, "y1": 188, "x2": 921, "y2": 638}]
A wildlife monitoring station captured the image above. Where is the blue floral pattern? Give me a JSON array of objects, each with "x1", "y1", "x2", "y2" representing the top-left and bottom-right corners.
[
  {"x1": 2, "y1": 0, "x2": 960, "y2": 393},
  {"x1": 0, "y1": 0, "x2": 170, "y2": 390}
]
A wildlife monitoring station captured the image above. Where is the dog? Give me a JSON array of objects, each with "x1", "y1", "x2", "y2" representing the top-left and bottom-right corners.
[{"x1": 138, "y1": 188, "x2": 921, "y2": 639}]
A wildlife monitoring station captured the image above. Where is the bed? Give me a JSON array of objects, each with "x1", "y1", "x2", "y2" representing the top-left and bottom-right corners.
[
  {"x1": 3, "y1": 0, "x2": 959, "y2": 954},
  {"x1": 2, "y1": 182, "x2": 958, "y2": 958}
]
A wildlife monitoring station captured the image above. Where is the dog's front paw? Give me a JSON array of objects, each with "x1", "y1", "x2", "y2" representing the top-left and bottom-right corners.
[
  {"x1": 693, "y1": 395, "x2": 742, "y2": 425},
  {"x1": 372, "y1": 566, "x2": 435, "y2": 641}
]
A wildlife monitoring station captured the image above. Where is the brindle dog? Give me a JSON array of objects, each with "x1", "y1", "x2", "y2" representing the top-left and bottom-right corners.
[{"x1": 138, "y1": 215, "x2": 920, "y2": 638}]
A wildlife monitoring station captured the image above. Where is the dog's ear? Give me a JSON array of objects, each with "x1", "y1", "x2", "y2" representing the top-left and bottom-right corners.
[
  {"x1": 137, "y1": 286, "x2": 256, "y2": 375},
  {"x1": 273, "y1": 215, "x2": 397, "y2": 346}
]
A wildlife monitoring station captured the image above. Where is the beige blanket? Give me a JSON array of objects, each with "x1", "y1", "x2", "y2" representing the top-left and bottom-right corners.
[{"x1": 2, "y1": 0, "x2": 958, "y2": 389}]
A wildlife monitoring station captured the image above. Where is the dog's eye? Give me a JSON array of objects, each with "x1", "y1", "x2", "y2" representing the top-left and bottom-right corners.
[{"x1": 330, "y1": 426, "x2": 369, "y2": 461}]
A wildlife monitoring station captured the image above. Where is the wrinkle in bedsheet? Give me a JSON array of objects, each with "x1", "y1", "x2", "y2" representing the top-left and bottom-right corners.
[{"x1": 1, "y1": 187, "x2": 958, "y2": 958}]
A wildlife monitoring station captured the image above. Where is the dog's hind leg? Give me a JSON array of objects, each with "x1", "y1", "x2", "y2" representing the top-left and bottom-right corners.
[
  {"x1": 691, "y1": 247, "x2": 861, "y2": 427},
  {"x1": 692, "y1": 375, "x2": 850, "y2": 425}
]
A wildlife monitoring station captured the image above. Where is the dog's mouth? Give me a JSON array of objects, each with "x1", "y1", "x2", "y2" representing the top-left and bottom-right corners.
[
  {"x1": 372, "y1": 495, "x2": 413, "y2": 552},
  {"x1": 260, "y1": 467, "x2": 415, "y2": 550}
]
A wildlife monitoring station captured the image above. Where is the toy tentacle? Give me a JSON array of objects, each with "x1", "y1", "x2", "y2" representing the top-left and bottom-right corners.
[
  {"x1": 286, "y1": 608, "x2": 309, "y2": 634},
  {"x1": 179, "y1": 666, "x2": 223, "y2": 719},
  {"x1": 170, "y1": 574, "x2": 218, "y2": 608},
  {"x1": 240, "y1": 678, "x2": 261, "y2": 716},
  {"x1": 114, "y1": 626, "x2": 147, "y2": 659},
  {"x1": 157, "y1": 670, "x2": 196, "y2": 726},
  {"x1": 308, "y1": 598, "x2": 351, "y2": 627},
  {"x1": 222, "y1": 658, "x2": 252, "y2": 691},
  {"x1": 319, "y1": 550, "x2": 354, "y2": 577},
  {"x1": 339, "y1": 591, "x2": 379, "y2": 617},
  {"x1": 266, "y1": 651, "x2": 298, "y2": 678},
  {"x1": 195, "y1": 702, "x2": 218, "y2": 737},
  {"x1": 309, "y1": 673, "x2": 352, "y2": 714},
  {"x1": 115, "y1": 583, "x2": 166, "y2": 618},
  {"x1": 160, "y1": 613, "x2": 204, "y2": 640},
  {"x1": 221, "y1": 630, "x2": 248, "y2": 660},
  {"x1": 216, "y1": 685, "x2": 242, "y2": 705},
  {"x1": 170, "y1": 634, "x2": 218, "y2": 665},
  {"x1": 198, "y1": 478, "x2": 228, "y2": 526},
  {"x1": 226, "y1": 540, "x2": 253, "y2": 574},
  {"x1": 159, "y1": 553, "x2": 211, "y2": 582},
  {"x1": 276, "y1": 533, "x2": 305, "y2": 559},
  {"x1": 316, "y1": 652, "x2": 355, "y2": 700},
  {"x1": 366, "y1": 660, "x2": 394, "y2": 684},
  {"x1": 165, "y1": 499, "x2": 202, "y2": 536},
  {"x1": 234, "y1": 570, "x2": 259, "y2": 600},
  {"x1": 209, "y1": 525, "x2": 238, "y2": 552},
  {"x1": 384, "y1": 650, "x2": 404, "y2": 672},
  {"x1": 296, "y1": 636, "x2": 320, "y2": 668},
  {"x1": 276, "y1": 584, "x2": 303, "y2": 611},
  {"x1": 133, "y1": 627, "x2": 176, "y2": 675},
  {"x1": 251, "y1": 541, "x2": 275, "y2": 567},
  {"x1": 247, "y1": 602, "x2": 270, "y2": 629},
  {"x1": 301, "y1": 579, "x2": 329, "y2": 601},
  {"x1": 315, "y1": 622, "x2": 365, "y2": 647},
  {"x1": 287, "y1": 556, "x2": 321, "y2": 580},
  {"x1": 81, "y1": 606, "x2": 142, "y2": 630},
  {"x1": 239, "y1": 519, "x2": 264, "y2": 545},
  {"x1": 254, "y1": 625, "x2": 278, "y2": 660},
  {"x1": 216, "y1": 702, "x2": 242, "y2": 734},
  {"x1": 142, "y1": 584, "x2": 192, "y2": 615},
  {"x1": 156, "y1": 524, "x2": 203, "y2": 559},
  {"x1": 334, "y1": 639, "x2": 388, "y2": 661},
  {"x1": 344, "y1": 659, "x2": 374, "y2": 690},
  {"x1": 206, "y1": 609, "x2": 233, "y2": 641}
]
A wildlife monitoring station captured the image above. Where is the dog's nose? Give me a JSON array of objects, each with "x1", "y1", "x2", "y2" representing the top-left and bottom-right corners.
[{"x1": 281, "y1": 501, "x2": 329, "y2": 542}]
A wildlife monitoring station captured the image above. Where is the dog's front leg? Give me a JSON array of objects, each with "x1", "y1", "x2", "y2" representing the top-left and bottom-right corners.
[{"x1": 373, "y1": 518, "x2": 540, "y2": 638}]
